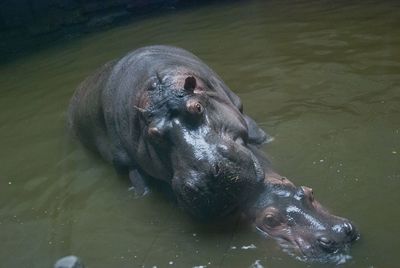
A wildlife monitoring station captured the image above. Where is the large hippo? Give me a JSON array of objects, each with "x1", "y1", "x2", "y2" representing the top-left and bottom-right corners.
[{"x1": 68, "y1": 45, "x2": 267, "y2": 219}]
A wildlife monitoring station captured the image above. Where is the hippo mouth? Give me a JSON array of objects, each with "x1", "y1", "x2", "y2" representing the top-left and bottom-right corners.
[
  {"x1": 256, "y1": 227, "x2": 359, "y2": 265},
  {"x1": 172, "y1": 144, "x2": 265, "y2": 220},
  {"x1": 256, "y1": 217, "x2": 360, "y2": 264},
  {"x1": 291, "y1": 239, "x2": 355, "y2": 264}
]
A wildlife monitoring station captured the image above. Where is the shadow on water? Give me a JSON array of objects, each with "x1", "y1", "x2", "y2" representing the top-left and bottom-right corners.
[
  {"x1": 0, "y1": 0, "x2": 399, "y2": 267},
  {"x1": 0, "y1": 0, "x2": 240, "y2": 65}
]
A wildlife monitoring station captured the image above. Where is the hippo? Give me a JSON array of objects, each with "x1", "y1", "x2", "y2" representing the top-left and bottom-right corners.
[
  {"x1": 249, "y1": 173, "x2": 359, "y2": 263},
  {"x1": 67, "y1": 45, "x2": 267, "y2": 219},
  {"x1": 244, "y1": 148, "x2": 359, "y2": 263}
]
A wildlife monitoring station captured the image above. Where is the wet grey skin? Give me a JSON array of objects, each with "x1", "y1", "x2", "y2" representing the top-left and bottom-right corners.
[
  {"x1": 67, "y1": 45, "x2": 267, "y2": 220},
  {"x1": 246, "y1": 171, "x2": 359, "y2": 263}
]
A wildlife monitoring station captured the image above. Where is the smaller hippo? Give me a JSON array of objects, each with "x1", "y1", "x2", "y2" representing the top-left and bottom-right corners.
[{"x1": 246, "y1": 169, "x2": 359, "y2": 263}]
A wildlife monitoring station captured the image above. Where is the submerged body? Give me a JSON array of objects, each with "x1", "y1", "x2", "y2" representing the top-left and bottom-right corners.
[{"x1": 68, "y1": 45, "x2": 267, "y2": 219}]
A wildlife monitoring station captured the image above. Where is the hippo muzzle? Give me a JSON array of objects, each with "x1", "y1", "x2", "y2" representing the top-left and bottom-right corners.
[{"x1": 169, "y1": 119, "x2": 265, "y2": 219}]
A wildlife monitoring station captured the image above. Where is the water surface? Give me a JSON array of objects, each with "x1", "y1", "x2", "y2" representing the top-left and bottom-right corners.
[{"x1": 1, "y1": 0, "x2": 399, "y2": 267}]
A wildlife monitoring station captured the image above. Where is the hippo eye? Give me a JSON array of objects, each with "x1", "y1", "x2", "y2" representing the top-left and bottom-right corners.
[
  {"x1": 195, "y1": 103, "x2": 203, "y2": 113},
  {"x1": 309, "y1": 190, "x2": 314, "y2": 202},
  {"x1": 264, "y1": 214, "x2": 281, "y2": 228},
  {"x1": 186, "y1": 100, "x2": 204, "y2": 115},
  {"x1": 148, "y1": 127, "x2": 162, "y2": 139},
  {"x1": 301, "y1": 186, "x2": 314, "y2": 202}
]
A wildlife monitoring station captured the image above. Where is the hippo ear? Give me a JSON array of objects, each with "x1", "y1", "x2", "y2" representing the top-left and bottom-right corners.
[
  {"x1": 184, "y1": 76, "x2": 197, "y2": 92},
  {"x1": 148, "y1": 118, "x2": 169, "y2": 140},
  {"x1": 244, "y1": 114, "x2": 273, "y2": 145}
]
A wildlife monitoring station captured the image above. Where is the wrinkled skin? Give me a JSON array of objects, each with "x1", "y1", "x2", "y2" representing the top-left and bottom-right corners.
[
  {"x1": 247, "y1": 171, "x2": 359, "y2": 263},
  {"x1": 68, "y1": 45, "x2": 266, "y2": 219}
]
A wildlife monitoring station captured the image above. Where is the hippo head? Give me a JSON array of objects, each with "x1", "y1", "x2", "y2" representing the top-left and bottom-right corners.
[
  {"x1": 137, "y1": 72, "x2": 266, "y2": 219},
  {"x1": 249, "y1": 175, "x2": 359, "y2": 263}
]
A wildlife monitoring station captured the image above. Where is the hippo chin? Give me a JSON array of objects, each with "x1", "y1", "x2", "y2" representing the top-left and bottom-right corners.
[
  {"x1": 68, "y1": 45, "x2": 267, "y2": 219},
  {"x1": 246, "y1": 170, "x2": 359, "y2": 263}
]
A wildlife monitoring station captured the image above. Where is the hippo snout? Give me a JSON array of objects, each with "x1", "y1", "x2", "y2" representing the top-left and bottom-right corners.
[
  {"x1": 172, "y1": 150, "x2": 264, "y2": 219},
  {"x1": 332, "y1": 221, "x2": 359, "y2": 242},
  {"x1": 216, "y1": 142, "x2": 264, "y2": 183},
  {"x1": 316, "y1": 221, "x2": 358, "y2": 253},
  {"x1": 343, "y1": 222, "x2": 359, "y2": 241}
]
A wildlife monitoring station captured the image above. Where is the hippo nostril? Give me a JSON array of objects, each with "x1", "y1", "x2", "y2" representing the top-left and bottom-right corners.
[
  {"x1": 214, "y1": 163, "x2": 221, "y2": 177},
  {"x1": 317, "y1": 236, "x2": 336, "y2": 252},
  {"x1": 343, "y1": 222, "x2": 359, "y2": 241},
  {"x1": 343, "y1": 222, "x2": 353, "y2": 235},
  {"x1": 318, "y1": 236, "x2": 331, "y2": 246}
]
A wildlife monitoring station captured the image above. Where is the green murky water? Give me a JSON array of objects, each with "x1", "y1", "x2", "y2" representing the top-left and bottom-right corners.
[{"x1": 1, "y1": 0, "x2": 399, "y2": 267}]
